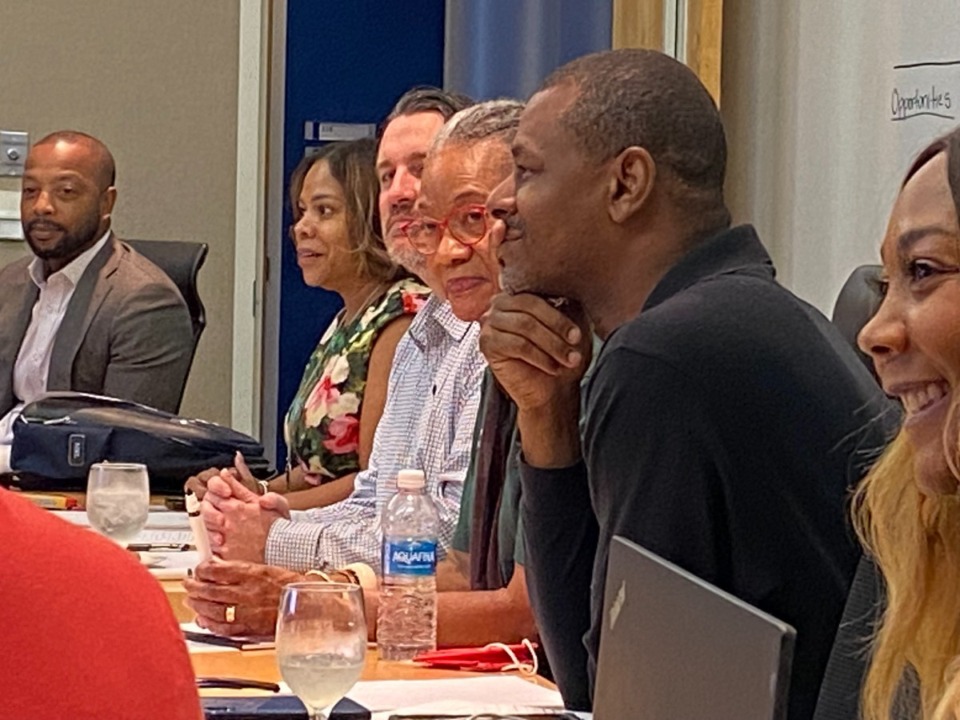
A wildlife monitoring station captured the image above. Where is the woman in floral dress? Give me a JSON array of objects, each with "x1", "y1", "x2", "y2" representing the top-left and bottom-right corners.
[{"x1": 188, "y1": 139, "x2": 428, "y2": 509}]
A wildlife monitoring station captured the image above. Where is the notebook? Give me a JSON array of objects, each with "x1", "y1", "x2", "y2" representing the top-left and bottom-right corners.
[{"x1": 593, "y1": 536, "x2": 795, "y2": 720}]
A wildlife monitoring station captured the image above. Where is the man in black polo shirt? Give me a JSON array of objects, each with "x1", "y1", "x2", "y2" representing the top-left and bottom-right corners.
[{"x1": 479, "y1": 49, "x2": 891, "y2": 720}]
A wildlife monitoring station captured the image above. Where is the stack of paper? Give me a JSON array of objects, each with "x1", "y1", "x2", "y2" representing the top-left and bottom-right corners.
[
  {"x1": 335, "y1": 677, "x2": 566, "y2": 719},
  {"x1": 54, "y1": 509, "x2": 194, "y2": 545},
  {"x1": 52, "y1": 510, "x2": 197, "y2": 577}
]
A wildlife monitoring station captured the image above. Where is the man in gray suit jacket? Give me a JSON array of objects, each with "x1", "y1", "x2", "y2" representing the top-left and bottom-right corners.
[{"x1": 0, "y1": 131, "x2": 192, "y2": 464}]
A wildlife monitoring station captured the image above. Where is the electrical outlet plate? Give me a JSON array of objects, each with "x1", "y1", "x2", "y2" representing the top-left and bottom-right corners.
[{"x1": 0, "y1": 131, "x2": 29, "y2": 177}]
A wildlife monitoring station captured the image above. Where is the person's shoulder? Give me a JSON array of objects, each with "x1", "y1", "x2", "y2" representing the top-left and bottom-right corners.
[
  {"x1": 112, "y1": 238, "x2": 184, "y2": 293},
  {"x1": 391, "y1": 276, "x2": 431, "y2": 306},
  {"x1": 0, "y1": 489, "x2": 202, "y2": 719},
  {"x1": 98, "y1": 239, "x2": 189, "y2": 318},
  {"x1": 0, "y1": 489, "x2": 158, "y2": 587},
  {"x1": 609, "y1": 268, "x2": 805, "y2": 362},
  {"x1": 0, "y1": 253, "x2": 32, "y2": 281},
  {"x1": 365, "y1": 277, "x2": 431, "y2": 330}
]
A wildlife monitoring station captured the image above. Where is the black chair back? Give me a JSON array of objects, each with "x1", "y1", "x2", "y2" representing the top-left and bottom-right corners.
[
  {"x1": 831, "y1": 264, "x2": 882, "y2": 379},
  {"x1": 125, "y1": 239, "x2": 208, "y2": 411},
  {"x1": 126, "y1": 239, "x2": 208, "y2": 345}
]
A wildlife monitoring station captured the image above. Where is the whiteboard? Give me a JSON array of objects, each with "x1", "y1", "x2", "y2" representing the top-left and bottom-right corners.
[
  {"x1": 886, "y1": 3, "x2": 960, "y2": 160},
  {"x1": 722, "y1": 0, "x2": 960, "y2": 314}
]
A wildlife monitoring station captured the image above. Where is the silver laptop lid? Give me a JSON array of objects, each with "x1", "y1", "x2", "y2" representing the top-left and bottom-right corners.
[{"x1": 594, "y1": 536, "x2": 796, "y2": 720}]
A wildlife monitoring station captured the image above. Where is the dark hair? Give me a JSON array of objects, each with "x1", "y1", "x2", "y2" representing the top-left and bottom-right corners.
[
  {"x1": 35, "y1": 130, "x2": 116, "y2": 188},
  {"x1": 379, "y1": 86, "x2": 473, "y2": 137},
  {"x1": 542, "y1": 49, "x2": 730, "y2": 232},
  {"x1": 902, "y1": 126, "x2": 960, "y2": 220},
  {"x1": 288, "y1": 138, "x2": 401, "y2": 283}
]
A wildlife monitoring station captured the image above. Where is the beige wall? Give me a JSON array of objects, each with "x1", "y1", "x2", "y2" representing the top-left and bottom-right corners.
[{"x1": 0, "y1": 0, "x2": 240, "y2": 425}]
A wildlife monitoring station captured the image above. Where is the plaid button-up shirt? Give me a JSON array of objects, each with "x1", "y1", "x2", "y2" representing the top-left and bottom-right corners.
[{"x1": 265, "y1": 296, "x2": 485, "y2": 573}]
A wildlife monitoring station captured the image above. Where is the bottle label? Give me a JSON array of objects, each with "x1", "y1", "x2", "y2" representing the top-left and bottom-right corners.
[{"x1": 382, "y1": 539, "x2": 437, "y2": 576}]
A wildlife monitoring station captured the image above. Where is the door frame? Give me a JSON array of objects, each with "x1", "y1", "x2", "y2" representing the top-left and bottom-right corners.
[
  {"x1": 232, "y1": 0, "x2": 283, "y2": 444},
  {"x1": 612, "y1": 0, "x2": 723, "y2": 103}
]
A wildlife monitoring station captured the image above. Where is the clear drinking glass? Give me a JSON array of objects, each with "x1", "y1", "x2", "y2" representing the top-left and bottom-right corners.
[
  {"x1": 276, "y1": 583, "x2": 367, "y2": 720},
  {"x1": 85, "y1": 462, "x2": 150, "y2": 545}
]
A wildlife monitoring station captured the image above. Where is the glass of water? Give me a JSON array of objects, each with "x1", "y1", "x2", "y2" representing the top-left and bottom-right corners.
[
  {"x1": 85, "y1": 462, "x2": 150, "y2": 545},
  {"x1": 276, "y1": 583, "x2": 366, "y2": 720}
]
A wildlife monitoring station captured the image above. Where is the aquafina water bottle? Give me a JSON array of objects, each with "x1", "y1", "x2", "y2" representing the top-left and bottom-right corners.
[{"x1": 376, "y1": 469, "x2": 440, "y2": 660}]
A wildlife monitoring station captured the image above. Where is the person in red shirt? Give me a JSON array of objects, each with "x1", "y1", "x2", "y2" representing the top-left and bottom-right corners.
[{"x1": 0, "y1": 487, "x2": 202, "y2": 719}]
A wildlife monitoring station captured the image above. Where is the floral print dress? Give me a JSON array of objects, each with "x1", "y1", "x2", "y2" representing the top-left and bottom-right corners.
[{"x1": 284, "y1": 277, "x2": 430, "y2": 484}]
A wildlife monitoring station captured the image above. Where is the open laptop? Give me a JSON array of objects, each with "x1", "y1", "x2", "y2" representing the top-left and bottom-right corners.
[{"x1": 593, "y1": 536, "x2": 796, "y2": 720}]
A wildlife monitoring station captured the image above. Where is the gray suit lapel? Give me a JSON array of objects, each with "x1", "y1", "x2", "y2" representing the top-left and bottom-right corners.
[
  {"x1": 48, "y1": 235, "x2": 120, "y2": 390},
  {"x1": 0, "y1": 269, "x2": 39, "y2": 411}
]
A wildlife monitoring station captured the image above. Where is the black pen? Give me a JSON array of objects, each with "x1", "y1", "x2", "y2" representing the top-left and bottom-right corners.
[
  {"x1": 196, "y1": 677, "x2": 280, "y2": 692},
  {"x1": 183, "y1": 630, "x2": 249, "y2": 649},
  {"x1": 127, "y1": 542, "x2": 193, "y2": 552}
]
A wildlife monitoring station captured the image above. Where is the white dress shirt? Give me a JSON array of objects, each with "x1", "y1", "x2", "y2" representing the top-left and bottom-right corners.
[{"x1": 0, "y1": 231, "x2": 111, "y2": 457}]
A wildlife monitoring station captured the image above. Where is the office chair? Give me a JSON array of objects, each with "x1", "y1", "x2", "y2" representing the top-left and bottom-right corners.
[
  {"x1": 126, "y1": 239, "x2": 209, "y2": 407},
  {"x1": 830, "y1": 264, "x2": 882, "y2": 380}
]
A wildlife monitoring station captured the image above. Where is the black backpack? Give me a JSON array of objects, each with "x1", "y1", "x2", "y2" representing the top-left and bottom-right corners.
[{"x1": 8, "y1": 392, "x2": 272, "y2": 495}]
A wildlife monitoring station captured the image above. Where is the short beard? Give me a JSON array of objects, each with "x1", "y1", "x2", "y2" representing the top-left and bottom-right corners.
[
  {"x1": 387, "y1": 243, "x2": 427, "y2": 278},
  {"x1": 24, "y1": 213, "x2": 101, "y2": 263}
]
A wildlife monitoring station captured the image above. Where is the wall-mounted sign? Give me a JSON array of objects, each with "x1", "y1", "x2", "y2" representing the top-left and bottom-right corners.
[{"x1": 303, "y1": 122, "x2": 376, "y2": 142}]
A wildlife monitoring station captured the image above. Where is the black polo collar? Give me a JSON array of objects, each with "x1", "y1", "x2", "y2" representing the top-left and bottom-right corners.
[{"x1": 643, "y1": 224, "x2": 776, "y2": 313}]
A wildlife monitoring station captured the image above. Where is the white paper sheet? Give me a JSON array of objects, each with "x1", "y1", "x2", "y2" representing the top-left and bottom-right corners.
[
  {"x1": 51, "y1": 510, "x2": 194, "y2": 545},
  {"x1": 368, "y1": 701, "x2": 570, "y2": 720},
  {"x1": 145, "y1": 549, "x2": 199, "y2": 579},
  {"x1": 54, "y1": 509, "x2": 190, "y2": 530},
  {"x1": 333, "y1": 676, "x2": 564, "y2": 717}
]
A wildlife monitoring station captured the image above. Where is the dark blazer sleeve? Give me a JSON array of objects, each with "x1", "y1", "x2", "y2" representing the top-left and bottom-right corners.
[
  {"x1": 103, "y1": 283, "x2": 193, "y2": 412},
  {"x1": 99, "y1": 276, "x2": 193, "y2": 413},
  {"x1": 47, "y1": 238, "x2": 194, "y2": 413},
  {"x1": 0, "y1": 259, "x2": 37, "y2": 417}
]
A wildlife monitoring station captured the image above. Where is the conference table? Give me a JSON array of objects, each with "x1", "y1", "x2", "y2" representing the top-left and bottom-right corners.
[
  {"x1": 161, "y1": 579, "x2": 552, "y2": 687},
  {"x1": 163, "y1": 581, "x2": 569, "y2": 720},
  {"x1": 160, "y1": 572, "x2": 563, "y2": 720},
  {"x1": 35, "y1": 493, "x2": 563, "y2": 714}
]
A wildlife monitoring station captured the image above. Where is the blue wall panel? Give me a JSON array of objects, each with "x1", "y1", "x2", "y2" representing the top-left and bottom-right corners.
[
  {"x1": 277, "y1": 0, "x2": 445, "y2": 463},
  {"x1": 445, "y1": 0, "x2": 612, "y2": 101}
]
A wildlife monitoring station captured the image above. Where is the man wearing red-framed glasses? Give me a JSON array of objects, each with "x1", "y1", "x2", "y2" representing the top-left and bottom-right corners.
[
  {"x1": 189, "y1": 98, "x2": 542, "y2": 653},
  {"x1": 375, "y1": 99, "x2": 541, "y2": 646}
]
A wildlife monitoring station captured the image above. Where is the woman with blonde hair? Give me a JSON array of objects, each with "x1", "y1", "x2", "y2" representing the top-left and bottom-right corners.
[{"x1": 856, "y1": 124, "x2": 960, "y2": 720}]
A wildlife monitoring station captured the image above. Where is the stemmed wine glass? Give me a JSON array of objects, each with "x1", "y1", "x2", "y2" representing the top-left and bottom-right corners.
[
  {"x1": 85, "y1": 461, "x2": 150, "y2": 545},
  {"x1": 276, "y1": 582, "x2": 367, "y2": 720}
]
